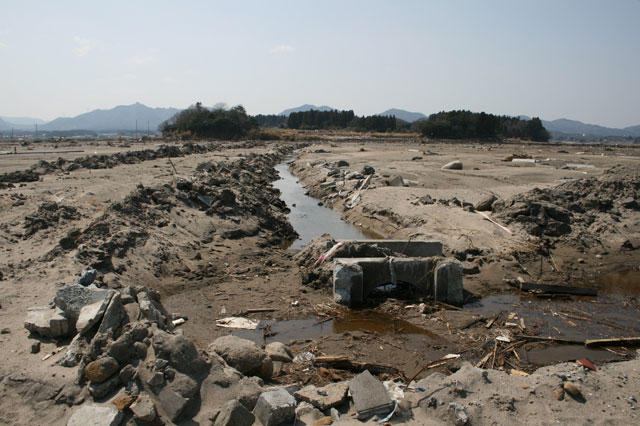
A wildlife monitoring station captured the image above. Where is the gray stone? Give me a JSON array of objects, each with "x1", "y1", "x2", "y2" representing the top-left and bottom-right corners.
[
  {"x1": 386, "y1": 175, "x2": 407, "y2": 187},
  {"x1": 59, "y1": 334, "x2": 89, "y2": 367},
  {"x1": 137, "y1": 291, "x2": 167, "y2": 325},
  {"x1": 362, "y1": 165, "x2": 375, "y2": 175},
  {"x1": 119, "y1": 286, "x2": 137, "y2": 304},
  {"x1": 88, "y1": 374, "x2": 120, "y2": 399},
  {"x1": 208, "y1": 335, "x2": 266, "y2": 376},
  {"x1": 448, "y1": 402, "x2": 469, "y2": 425},
  {"x1": 166, "y1": 370, "x2": 199, "y2": 399},
  {"x1": 253, "y1": 389, "x2": 297, "y2": 426},
  {"x1": 31, "y1": 341, "x2": 41, "y2": 354},
  {"x1": 214, "y1": 399, "x2": 255, "y2": 426},
  {"x1": 294, "y1": 382, "x2": 349, "y2": 410},
  {"x1": 621, "y1": 197, "x2": 638, "y2": 210},
  {"x1": 67, "y1": 404, "x2": 123, "y2": 426},
  {"x1": 475, "y1": 194, "x2": 497, "y2": 211},
  {"x1": 54, "y1": 283, "x2": 115, "y2": 322},
  {"x1": 24, "y1": 306, "x2": 71, "y2": 338},
  {"x1": 157, "y1": 387, "x2": 189, "y2": 422},
  {"x1": 131, "y1": 393, "x2": 156, "y2": 421},
  {"x1": 349, "y1": 370, "x2": 394, "y2": 419},
  {"x1": 265, "y1": 342, "x2": 293, "y2": 363},
  {"x1": 442, "y1": 160, "x2": 463, "y2": 170},
  {"x1": 295, "y1": 401, "x2": 324, "y2": 424},
  {"x1": 78, "y1": 269, "x2": 97, "y2": 286},
  {"x1": 434, "y1": 259, "x2": 464, "y2": 305},
  {"x1": 147, "y1": 371, "x2": 164, "y2": 387},
  {"x1": 152, "y1": 330, "x2": 208, "y2": 376},
  {"x1": 97, "y1": 293, "x2": 126, "y2": 335},
  {"x1": 76, "y1": 293, "x2": 113, "y2": 334},
  {"x1": 336, "y1": 160, "x2": 349, "y2": 167},
  {"x1": 119, "y1": 364, "x2": 137, "y2": 384}
]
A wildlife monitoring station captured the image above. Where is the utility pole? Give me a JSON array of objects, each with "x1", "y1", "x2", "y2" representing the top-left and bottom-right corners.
[
  {"x1": 11, "y1": 128, "x2": 14, "y2": 142},
  {"x1": 35, "y1": 123, "x2": 38, "y2": 140},
  {"x1": 147, "y1": 120, "x2": 149, "y2": 137},
  {"x1": 135, "y1": 120, "x2": 138, "y2": 140}
]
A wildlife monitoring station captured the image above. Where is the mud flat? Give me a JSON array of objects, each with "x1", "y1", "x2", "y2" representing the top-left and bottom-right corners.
[{"x1": 0, "y1": 136, "x2": 639, "y2": 425}]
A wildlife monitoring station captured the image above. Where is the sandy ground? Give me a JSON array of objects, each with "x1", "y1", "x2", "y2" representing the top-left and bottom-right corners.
[{"x1": 0, "y1": 136, "x2": 639, "y2": 425}]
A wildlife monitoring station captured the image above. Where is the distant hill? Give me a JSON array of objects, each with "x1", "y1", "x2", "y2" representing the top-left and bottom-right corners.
[
  {"x1": 40, "y1": 103, "x2": 180, "y2": 132},
  {"x1": 378, "y1": 108, "x2": 427, "y2": 123},
  {"x1": 541, "y1": 118, "x2": 640, "y2": 137},
  {"x1": 0, "y1": 116, "x2": 48, "y2": 129},
  {"x1": 279, "y1": 104, "x2": 335, "y2": 116},
  {"x1": 0, "y1": 117, "x2": 12, "y2": 131}
]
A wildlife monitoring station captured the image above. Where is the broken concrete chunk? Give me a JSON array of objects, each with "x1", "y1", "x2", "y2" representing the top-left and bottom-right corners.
[
  {"x1": 475, "y1": 194, "x2": 497, "y2": 211},
  {"x1": 131, "y1": 393, "x2": 157, "y2": 421},
  {"x1": 76, "y1": 293, "x2": 113, "y2": 334},
  {"x1": 24, "y1": 306, "x2": 71, "y2": 338},
  {"x1": 214, "y1": 399, "x2": 255, "y2": 426},
  {"x1": 66, "y1": 404, "x2": 123, "y2": 426},
  {"x1": 333, "y1": 260, "x2": 364, "y2": 306},
  {"x1": 88, "y1": 374, "x2": 120, "y2": 399},
  {"x1": 137, "y1": 291, "x2": 167, "y2": 325},
  {"x1": 294, "y1": 382, "x2": 349, "y2": 410},
  {"x1": 78, "y1": 269, "x2": 97, "y2": 286},
  {"x1": 253, "y1": 389, "x2": 297, "y2": 426},
  {"x1": 54, "y1": 283, "x2": 115, "y2": 322},
  {"x1": 84, "y1": 356, "x2": 119, "y2": 383},
  {"x1": 157, "y1": 387, "x2": 189, "y2": 422},
  {"x1": 442, "y1": 160, "x2": 463, "y2": 170},
  {"x1": 349, "y1": 370, "x2": 394, "y2": 420},
  {"x1": 265, "y1": 342, "x2": 293, "y2": 363},
  {"x1": 97, "y1": 293, "x2": 126, "y2": 335},
  {"x1": 386, "y1": 175, "x2": 407, "y2": 187},
  {"x1": 59, "y1": 334, "x2": 89, "y2": 367}
]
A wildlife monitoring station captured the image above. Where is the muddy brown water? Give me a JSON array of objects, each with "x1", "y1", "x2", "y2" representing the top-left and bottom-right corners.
[
  {"x1": 274, "y1": 160, "x2": 377, "y2": 249},
  {"x1": 466, "y1": 269, "x2": 640, "y2": 364}
]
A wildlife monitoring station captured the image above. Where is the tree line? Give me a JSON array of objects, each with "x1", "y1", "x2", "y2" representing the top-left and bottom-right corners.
[
  {"x1": 287, "y1": 109, "x2": 396, "y2": 132},
  {"x1": 413, "y1": 110, "x2": 550, "y2": 141},
  {"x1": 160, "y1": 103, "x2": 257, "y2": 139}
]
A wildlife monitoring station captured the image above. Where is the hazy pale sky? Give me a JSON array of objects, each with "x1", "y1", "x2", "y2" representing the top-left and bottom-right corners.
[{"x1": 1, "y1": 0, "x2": 638, "y2": 127}]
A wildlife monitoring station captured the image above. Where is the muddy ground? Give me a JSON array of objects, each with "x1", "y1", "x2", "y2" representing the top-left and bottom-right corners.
[{"x1": 0, "y1": 135, "x2": 639, "y2": 424}]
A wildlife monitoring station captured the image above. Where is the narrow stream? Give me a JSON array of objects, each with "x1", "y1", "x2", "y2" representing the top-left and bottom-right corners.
[{"x1": 274, "y1": 159, "x2": 372, "y2": 249}]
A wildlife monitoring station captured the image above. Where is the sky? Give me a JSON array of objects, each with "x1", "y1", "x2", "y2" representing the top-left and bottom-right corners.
[{"x1": 0, "y1": 0, "x2": 639, "y2": 128}]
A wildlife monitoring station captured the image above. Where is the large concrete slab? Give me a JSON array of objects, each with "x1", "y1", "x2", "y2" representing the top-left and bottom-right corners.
[{"x1": 337, "y1": 239, "x2": 443, "y2": 257}]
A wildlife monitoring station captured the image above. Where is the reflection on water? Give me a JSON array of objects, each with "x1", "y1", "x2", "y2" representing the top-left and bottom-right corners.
[
  {"x1": 595, "y1": 269, "x2": 640, "y2": 294},
  {"x1": 333, "y1": 309, "x2": 440, "y2": 339},
  {"x1": 273, "y1": 160, "x2": 375, "y2": 249}
]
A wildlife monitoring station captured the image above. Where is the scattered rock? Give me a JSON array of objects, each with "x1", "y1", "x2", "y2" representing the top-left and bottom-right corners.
[
  {"x1": 253, "y1": 388, "x2": 297, "y2": 426},
  {"x1": 294, "y1": 382, "x2": 349, "y2": 410},
  {"x1": 84, "y1": 357, "x2": 119, "y2": 383},
  {"x1": 31, "y1": 341, "x2": 41, "y2": 354},
  {"x1": 336, "y1": 160, "x2": 349, "y2": 167},
  {"x1": 362, "y1": 165, "x2": 375, "y2": 175},
  {"x1": 386, "y1": 175, "x2": 407, "y2": 187},
  {"x1": 59, "y1": 334, "x2": 89, "y2": 367},
  {"x1": 442, "y1": 160, "x2": 463, "y2": 170},
  {"x1": 157, "y1": 387, "x2": 189, "y2": 422},
  {"x1": 76, "y1": 294, "x2": 113, "y2": 334},
  {"x1": 113, "y1": 394, "x2": 136, "y2": 410},
  {"x1": 563, "y1": 381, "x2": 583, "y2": 399},
  {"x1": 78, "y1": 269, "x2": 98, "y2": 286},
  {"x1": 147, "y1": 371, "x2": 164, "y2": 387},
  {"x1": 448, "y1": 402, "x2": 469, "y2": 425},
  {"x1": 152, "y1": 330, "x2": 208, "y2": 376},
  {"x1": 475, "y1": 194, "x2": 497, "y2": 211},
  {"x1": 67, "y1": 404, "x2": 123, "y2": 426},
  {"x1": 214, "y1": 399, "x2": 255, "y2": 426},
  {"x1": 88, "y1": 374, "x2": 120, "y2": 399},
  {"x1": 265, "y1": 342, "x2": 293, "y2": 363},
  {"x1": 349, "y1": 370, "x2": 394, "y2": 419},
  {"x1": 554, "y1": 388, "x2": 565, "y2": 401},
  {"x1": 54, "y1": 283, "x2": 115, "y2": 322}
]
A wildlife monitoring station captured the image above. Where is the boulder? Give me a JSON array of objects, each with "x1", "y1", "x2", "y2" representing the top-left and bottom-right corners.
[
  {"x1": 84, "y1": 357, "x2": 119, "y2": 383},
  {"x1": 362, "y1": 165, "x2": 375, "y2": 175},
  {"x1": 156, "y1": 387, "x2": 189, "y2": 422},
  {"x1": 24, "y1": 306, "x2": 71, "y2": 338},
  {"x1": 442, "y1": 160, "x2": 463, "y2": 170},
  {"x1": 253, "y1": 389, "x2": 297, "y2": 426},
  {"x1": 152, "y1": 330, "x2": 208, "y2": 376},
  {"x1": 66, "y1": 404, "x2": 123, "y2": 426},
  {"x1": 214, "y1": 399, "x2": 255, "y2": 426},
  {"x1": 475, "y1": 194, "x2": 497, "y2": 211},
  {"x1": 208, "y1": 335, "x2": 266, "y2": 376},
  {"x1": 265, "y1": 342, "x2": 293, "y2": 363}
]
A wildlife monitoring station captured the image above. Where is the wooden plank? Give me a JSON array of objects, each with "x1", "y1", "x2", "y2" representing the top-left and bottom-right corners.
[
  {"x1": 585, "y1": 337, "x2": 640, "y2": 348},
  {"x1": 506, "y1": 280, "x2": 597, "y2": 296}
]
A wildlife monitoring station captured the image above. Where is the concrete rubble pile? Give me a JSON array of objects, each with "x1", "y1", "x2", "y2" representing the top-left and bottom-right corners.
[{"x1": 23, "y1": 269, "x2": 435, "y2": 425}]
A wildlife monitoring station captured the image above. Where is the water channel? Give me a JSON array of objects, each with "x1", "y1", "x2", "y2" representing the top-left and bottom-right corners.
[{"x1": 273, "y1": 159, "x2": 372, "y2": 249}]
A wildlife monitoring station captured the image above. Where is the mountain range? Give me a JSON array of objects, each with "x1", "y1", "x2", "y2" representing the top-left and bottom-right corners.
[{"x1": 2, "y1": 103, "x2": 638, "y2": 138}]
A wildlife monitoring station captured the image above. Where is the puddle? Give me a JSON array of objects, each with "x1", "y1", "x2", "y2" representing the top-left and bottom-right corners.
[
  {"x1": 274, "y1": 160, "x2": 377, "y2": 249},
  {"x1": 527, "y1": 345, "x2": 623, "y2": 365},
  {"x1": 593, "y1": 269, "x2": 640, "y2": 295},
  {"x1": 233, "y1": 310, "x2": 441, "y2": 345}
]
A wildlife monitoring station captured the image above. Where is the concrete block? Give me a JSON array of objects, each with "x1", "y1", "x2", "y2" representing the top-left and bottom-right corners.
[
  {"x1": 333, "y1": 260, "x2": 363, "y2": 306},
  {"x1": 294, "y1": 382, "x2": 349, "y2": 410},
  {"x1": 214, "y1": 399, "x2": 255, "y2": 426},
  {"x1": 435, "y1": 259, "x2": 464, "y2": 305},
  {"x1": 24, "y1": 306, "x2": 71, "y2": 338},
  {"x1": 253, "y1": 389, "x2": 297, "y2": 426}
]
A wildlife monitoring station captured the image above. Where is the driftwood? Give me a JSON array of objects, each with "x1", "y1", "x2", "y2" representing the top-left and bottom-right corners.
[
  {"x1": 585, "y1": 337, "x2": 640, "y2": 348},
  {"x1": 313, "y1": 355, "x2": 403, "y2": 377},
  {"x1": 516, "y1": 334, "x2": 585, "y2": 345},
  {"x1": 506, "y1": 279, "x2": 597, "y2": 296}
]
